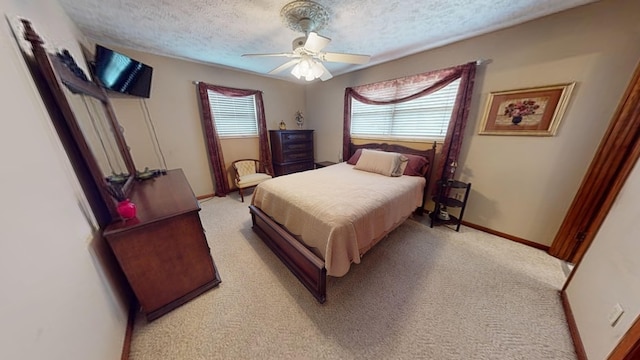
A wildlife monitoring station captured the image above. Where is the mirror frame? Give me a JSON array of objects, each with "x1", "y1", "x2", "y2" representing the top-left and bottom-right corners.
[{"x1": 22, "y1": 19, "x2": 136, "y2": 226}]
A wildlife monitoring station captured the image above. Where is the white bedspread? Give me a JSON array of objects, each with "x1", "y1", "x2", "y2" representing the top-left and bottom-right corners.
[{"x1": 251, "y1": 163, "x2": 425, "y2": 277}]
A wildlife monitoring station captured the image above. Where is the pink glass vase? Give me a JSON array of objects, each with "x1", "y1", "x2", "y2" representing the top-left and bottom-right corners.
[{"x1": 117, "y1": 199, "x2": 137, "y2": 219}]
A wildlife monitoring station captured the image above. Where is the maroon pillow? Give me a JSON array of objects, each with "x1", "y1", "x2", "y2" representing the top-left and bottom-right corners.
[
  {"x1": 403, "y1": 154, "x2": 429, "y2": 176},
  {"x1": 346, "y1": 148, "x2": 363, "y2": 165}
]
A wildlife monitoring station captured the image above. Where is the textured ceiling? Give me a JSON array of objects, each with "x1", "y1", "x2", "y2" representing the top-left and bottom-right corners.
[{"x1": 58, "y1": 0, "x2": 596, "y2": 83}]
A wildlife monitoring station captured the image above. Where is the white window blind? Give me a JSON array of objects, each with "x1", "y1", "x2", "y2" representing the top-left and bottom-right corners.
[
  {"x1": 350, "y1": 78, "x2": 461, "y2": 141},
  {"x1": 207, "y1": 90, "x2": 258, "y2": 137}
]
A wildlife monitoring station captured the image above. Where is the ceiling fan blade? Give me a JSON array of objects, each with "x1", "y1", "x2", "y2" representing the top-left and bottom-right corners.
[
  {"x1": 269, "y1": 59, "x2": 300, "y2": 74},
  {"x1": 316, "y1": 62, "x2": 333, "y2": 81},
  {"x1": 321, "y1": 52, "x2": 370, "y2": 64},
  {"x1": 304, "y1": 32, "x2": 331, "y2": 53},
  {"x1": 242, "y1": 53, "x2": 297, "y2": 58}
]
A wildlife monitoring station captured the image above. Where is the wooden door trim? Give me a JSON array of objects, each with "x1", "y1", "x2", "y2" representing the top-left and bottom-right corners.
[
  {"x1": 555, "y1": 60, "x2": 640, "y2": 360},
  {"x1": 608, "y1": 315, "x2": 640, "y2": 360},
  {"x1": 561, "y1": 291, "x2": 588, "y2": 360},
  {"x1": 549, "y1": 61, "x2": 640, "y2": 262}
]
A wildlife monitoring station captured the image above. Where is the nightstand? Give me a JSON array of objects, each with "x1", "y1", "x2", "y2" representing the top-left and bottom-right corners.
[
  {"x1": 315, "y1": 161, "x2": 337, "y2": 168},
  {"x1": 430, "y1": 179, "x2": 471, "y2": 231}
]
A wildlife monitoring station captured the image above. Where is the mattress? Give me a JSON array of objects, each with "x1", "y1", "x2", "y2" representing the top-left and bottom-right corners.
[{"x1": 251, "y1": 162, "x2": 425, "y2": 276}]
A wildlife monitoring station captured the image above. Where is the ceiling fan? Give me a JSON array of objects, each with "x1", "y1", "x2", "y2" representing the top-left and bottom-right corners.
[{"x1": 242, "y1": 0, "x2": 370, "y2": 81}]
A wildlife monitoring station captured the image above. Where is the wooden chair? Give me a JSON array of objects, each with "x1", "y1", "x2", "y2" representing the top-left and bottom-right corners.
[{"x1": 232, "y1": 159, "x2": 272, "y2": 202}]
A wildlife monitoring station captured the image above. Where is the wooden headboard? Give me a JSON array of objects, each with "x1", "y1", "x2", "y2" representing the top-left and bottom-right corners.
[
  {"x1": 349, "y1": 142, "x2": 437, "y2": 215},
  {"x1": 349, "y1": 142, "x2": 436, "y2": 159}
]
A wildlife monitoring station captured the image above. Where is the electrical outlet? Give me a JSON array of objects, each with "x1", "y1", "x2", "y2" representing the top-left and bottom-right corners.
[{"x1": 608, "y1": 303, "x2": 624, "y2": 327}]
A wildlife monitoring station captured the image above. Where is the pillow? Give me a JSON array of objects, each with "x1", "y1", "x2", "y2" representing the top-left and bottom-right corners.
[
  {"x1": 347, "y1": 147, "x2": 386, "y2": 165},
  {"x1": 354, "y1": 149, "x2": 407, "y2": 177},
  {"x1": 346, "y1": 148, "x2": 363, "y2": 165},
  {"x1": 402, "y1": 153, "x2": 430, "y2": 177},
  {"x1": 397, "y1": 155, "x2": 408, "y2": 174}
]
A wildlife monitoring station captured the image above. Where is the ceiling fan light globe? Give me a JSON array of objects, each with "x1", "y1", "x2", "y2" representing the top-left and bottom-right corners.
[
  {"x1": 291, "y1": 64, "x2": 302, "y2": 79},
  {"x1": 300, "y1": 58, "x2": 312, "y2": 72},
  {"x1": 311, "y1": 61, "x2": 324, "y2": 77}
]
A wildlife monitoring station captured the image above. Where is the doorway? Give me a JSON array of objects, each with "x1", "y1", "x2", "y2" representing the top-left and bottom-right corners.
[
  {"x1": 554, "y1": 60, "x2": 640, "y2": 360},
  {"x1": 549, "y1": 60, "x2": 640, "y2": 264}
]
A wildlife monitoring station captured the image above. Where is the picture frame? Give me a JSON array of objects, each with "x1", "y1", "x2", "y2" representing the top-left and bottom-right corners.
[{"x1": 478, "y1": 83, "x2": 575, "y2": 136}]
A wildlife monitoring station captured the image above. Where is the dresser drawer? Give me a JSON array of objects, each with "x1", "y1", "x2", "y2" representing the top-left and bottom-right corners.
[
  {"x1": 282, "y1": 150, "x2": 313, "y2": 163},
  {"x1": 282, "y1": 141, "x2": 313, "y2": 153},
  {"x1": 281, "y1": 131, "x2": 313, "y2": 143}
]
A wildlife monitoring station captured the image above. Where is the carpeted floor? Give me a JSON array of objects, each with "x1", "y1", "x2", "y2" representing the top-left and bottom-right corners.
[{"x1": 128, "y1": 192, "x2": 576, "y2": 360}]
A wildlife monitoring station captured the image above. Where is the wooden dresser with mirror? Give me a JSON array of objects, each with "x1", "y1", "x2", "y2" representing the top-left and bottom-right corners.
[{"x1": 22, "y1": 20, "x2": 220, "y2": 321}]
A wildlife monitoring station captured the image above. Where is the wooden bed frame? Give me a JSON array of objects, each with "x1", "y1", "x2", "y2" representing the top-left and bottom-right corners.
[{"x1": 249, "y1": 142, "x2": 436, "y2": 303}]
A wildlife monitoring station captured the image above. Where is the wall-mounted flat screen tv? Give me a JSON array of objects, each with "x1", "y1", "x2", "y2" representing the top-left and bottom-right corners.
[{"x1": 93, "y1": 44, "x2": 153, "y2": 98}]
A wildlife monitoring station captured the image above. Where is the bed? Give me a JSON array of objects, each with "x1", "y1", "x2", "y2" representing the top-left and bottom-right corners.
[{"x1": 249, "y1": 142, "x2": 436, "y2": 303}]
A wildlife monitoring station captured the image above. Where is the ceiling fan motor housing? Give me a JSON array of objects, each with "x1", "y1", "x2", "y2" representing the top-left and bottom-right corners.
[
  {"x1": 292, "y1": 37, "x2": 307, "y2": 51},
  {"x1": 280, "y1": 0, "x2": 329, "y2": 34}
]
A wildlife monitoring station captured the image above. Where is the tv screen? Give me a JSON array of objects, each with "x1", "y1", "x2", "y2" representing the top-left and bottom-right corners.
[{"x1": 93, "y1": 45, "x2": 153, "y2": 98}]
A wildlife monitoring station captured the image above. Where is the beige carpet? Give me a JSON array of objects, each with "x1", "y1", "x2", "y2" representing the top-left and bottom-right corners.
[{"x1": 128, "y1": 192, "x2": 576, "y2": 360}]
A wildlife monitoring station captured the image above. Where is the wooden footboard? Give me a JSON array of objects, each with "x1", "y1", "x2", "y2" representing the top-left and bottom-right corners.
[{"x1": 249, "y1": 205, "x2": 327, "y2": 303}]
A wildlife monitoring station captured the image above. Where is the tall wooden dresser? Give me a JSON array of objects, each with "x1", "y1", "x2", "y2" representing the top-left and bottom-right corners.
[
  {"x1": 269, "y1": 130, "x2": 314, "y2": 176},
  {"x1": 103, "y1": 169, "x2": 221, "y2": 321}
]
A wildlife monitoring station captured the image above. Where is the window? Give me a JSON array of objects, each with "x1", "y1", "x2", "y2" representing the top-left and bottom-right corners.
[
  {"x1": 350, "y1": 78, "x2": 461, "y2": 141},
  {"x1": 206, "y1": 90, "x2": 258, "y2": 137}
]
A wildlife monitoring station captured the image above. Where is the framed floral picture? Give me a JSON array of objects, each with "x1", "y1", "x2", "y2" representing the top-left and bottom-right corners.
[{"x1": 478, "y1": 83, "x2": 575, "y2": 136}]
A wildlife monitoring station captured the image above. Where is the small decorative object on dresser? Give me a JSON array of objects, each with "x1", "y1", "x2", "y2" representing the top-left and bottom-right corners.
[
  {"x1": 106, "y1": 183, "x2": 137, "y2": 219},
  {"x1": 270, "y1": 130, "x2": 314, "y2": 176},
  {"x1": 116, "y1": 199, "x2": 137, "y2": 219},
  {"x1": 295, "y1": 111, "x2": 304, "y2": 129},
  {"x1": 279, "y1": 120, "x2": 287, "y2": 130}
]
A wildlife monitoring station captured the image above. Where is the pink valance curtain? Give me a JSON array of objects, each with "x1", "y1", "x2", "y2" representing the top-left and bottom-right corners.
[
  {"x1": 343, "y1": 62, "x2": 476, "y2": 183},
  {"x1": 197, "y1": 82, "x2": 273, "y2": 197}
]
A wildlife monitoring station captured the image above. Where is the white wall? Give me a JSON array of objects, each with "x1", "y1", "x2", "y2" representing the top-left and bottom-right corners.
[
  {"x1": 0, "y1": 1, "x2": 127, "y2": 359},
  {"x1": 306, "y1": 0, "x2": 640, "y2": 247},
  {"x1": 565, "y1": 156, "x2": 640, "y2": 359}
]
